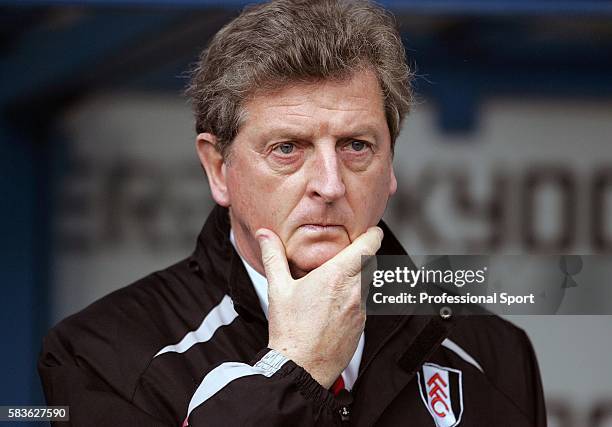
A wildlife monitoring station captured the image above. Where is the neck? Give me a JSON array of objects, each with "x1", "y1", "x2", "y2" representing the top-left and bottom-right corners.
[{"x1": 228, "y1": 208, "x2": 267, "y2": 277}]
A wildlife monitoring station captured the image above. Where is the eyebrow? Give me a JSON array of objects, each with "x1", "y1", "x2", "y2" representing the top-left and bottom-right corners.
[{"x1": 259, "y1": 124, "x2": 381, "y2": 143}]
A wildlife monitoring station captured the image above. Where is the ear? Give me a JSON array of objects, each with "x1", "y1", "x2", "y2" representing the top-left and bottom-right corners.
[
  {"x1": 388, "y1": 163, "x2": 398, "y2": 196},
  {"x1": 196, "y1": 133, "x2": 230, "y2": 207}
]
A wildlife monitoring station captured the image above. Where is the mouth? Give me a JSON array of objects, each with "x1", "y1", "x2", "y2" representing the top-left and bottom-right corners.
[{"x1": 299, "y1": 224, "x2": 344, "y2": 233}]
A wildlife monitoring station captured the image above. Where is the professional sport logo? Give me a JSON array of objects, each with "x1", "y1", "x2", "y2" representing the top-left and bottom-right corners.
[{"x1": 417, "y1": 363, "x2": 463, "y2": 427}]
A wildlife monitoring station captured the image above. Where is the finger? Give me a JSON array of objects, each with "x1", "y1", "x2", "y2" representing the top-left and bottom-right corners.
[
  {"x1": 256, "y1": 228, "x2": 292, "y2": 286},
  {"x1": 360, "y1": 253, "x2": 378, "y2": 307},
  {"x1": 326, "y1": 226, "x2": 384, "y2": 277}
]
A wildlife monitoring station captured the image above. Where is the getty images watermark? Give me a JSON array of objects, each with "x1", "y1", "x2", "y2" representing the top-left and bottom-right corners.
[
  {"x1": 371, "y1": 264, "x2": 535, "y2": 307},
  {"x1": 362, "y1": 255, "x2": 611, "y2": 316}
]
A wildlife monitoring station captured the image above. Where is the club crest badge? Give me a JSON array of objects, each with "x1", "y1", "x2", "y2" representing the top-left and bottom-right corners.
[{"x1": 417, "y1": 363, "x2": 463, "y2": 427}]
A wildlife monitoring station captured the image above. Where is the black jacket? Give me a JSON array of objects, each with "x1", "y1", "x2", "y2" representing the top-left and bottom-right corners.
[{"x1": 39, "y1": 205, "x2": 547, "y2": 426}]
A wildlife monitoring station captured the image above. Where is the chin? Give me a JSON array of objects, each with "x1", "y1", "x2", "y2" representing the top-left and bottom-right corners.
[{"x1": 287, "y1": 241, "x2": 347, "y2": 277}]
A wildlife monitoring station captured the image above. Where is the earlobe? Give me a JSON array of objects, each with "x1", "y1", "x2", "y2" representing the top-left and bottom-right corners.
[
  {"x1": 389, "y1": 166, "x2": 398, "y2": 196},
  {"x1": 195, "y1": 133, "x2": 231, "y2": 207}
]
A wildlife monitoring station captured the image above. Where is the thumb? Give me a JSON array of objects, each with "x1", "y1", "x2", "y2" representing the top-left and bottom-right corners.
[
  {"x1": 329, "y1": 226, "x2": 384, "y2": 277},
  {"x1": 256, "y1": 228, "x2": 291, "y2": 287}
]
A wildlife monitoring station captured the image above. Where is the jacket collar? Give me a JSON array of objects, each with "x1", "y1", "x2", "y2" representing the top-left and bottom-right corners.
[{"x1": 192, "y1": 204, "x2": 268, "y2": 324}]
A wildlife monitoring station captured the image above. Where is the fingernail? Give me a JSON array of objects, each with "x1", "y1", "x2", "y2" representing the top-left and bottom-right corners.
[{"x1": 255, "y1": 229, "x2": 268, "y2": 241}]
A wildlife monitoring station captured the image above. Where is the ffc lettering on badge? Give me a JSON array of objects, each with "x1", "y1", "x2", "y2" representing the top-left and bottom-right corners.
[{"x1": 417, "y1": 363, "x2": 464, "y2": 427}]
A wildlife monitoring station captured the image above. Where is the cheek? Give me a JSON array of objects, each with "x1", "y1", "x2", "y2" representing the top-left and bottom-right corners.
[
  {"x1": 226, "y1": 165, "x2": 266, "y2": 220},
  {"x1": 348, "y1": 169, "x2": 392, "y2": 224},
  {"x1": 226, "y1": 163, "x2": 303, "y2": 229}
]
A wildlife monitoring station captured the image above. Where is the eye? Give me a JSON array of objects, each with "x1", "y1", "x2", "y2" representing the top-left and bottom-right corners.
[
  {"x1": 274, "y1": 142, "x2": 295, "y2": 154},
  {"x1": 349, "y1": 140, "x2": 367, "y2": 152}
]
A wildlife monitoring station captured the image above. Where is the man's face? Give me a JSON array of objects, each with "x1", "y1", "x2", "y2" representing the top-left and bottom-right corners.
[{"x1": 223, "y1": 69, "x2": 397, "y2": 278}]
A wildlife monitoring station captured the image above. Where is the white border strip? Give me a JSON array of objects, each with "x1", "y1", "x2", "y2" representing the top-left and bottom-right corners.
[
  {"x1": 441, "y1": 338, "x2": 484, "y2": 373},
  {"x1": 186, "y1": 350, "x2": 289, "y2": 421},
  {"x1": 155, "y1": 295, "x2": 238, "y2": 358}
]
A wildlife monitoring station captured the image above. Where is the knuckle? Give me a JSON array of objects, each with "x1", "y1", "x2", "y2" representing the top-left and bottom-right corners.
[
  {"x1": 347, "y1": 287, "x2": 363, "y2": 311},
  {"x1": 356, "y1": 311, "x2": 366, "y2": 327},
  {"x1": 261, "y1": 251, "x2": 277, "y2": 267},
  {"x1": 324, "y1": 267, "x2": 345, "y2": 285}
]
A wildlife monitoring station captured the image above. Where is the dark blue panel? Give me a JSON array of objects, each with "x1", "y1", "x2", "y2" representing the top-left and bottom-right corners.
[
  {"x1": 0, "y1": 116, "x2": 64, "y2": 424},
  {"x1": 3, "y1": 0, "x2": 612, "y2": 16},
  {"x1": 0, "y1": 119, "x2": 37, "y2": 407},
  {"x1": 0, "y1": 10, "x2": 183, "y2": 106}
]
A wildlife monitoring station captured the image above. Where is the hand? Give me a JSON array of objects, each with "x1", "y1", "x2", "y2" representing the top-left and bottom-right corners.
[{"x1": 256, "y1": 227, "x2": 383, "y2": 388}]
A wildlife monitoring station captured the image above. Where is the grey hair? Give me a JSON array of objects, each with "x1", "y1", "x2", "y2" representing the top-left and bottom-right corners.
[{"x1": 186, "y1": 0, "x2": 414, "y2": 159}]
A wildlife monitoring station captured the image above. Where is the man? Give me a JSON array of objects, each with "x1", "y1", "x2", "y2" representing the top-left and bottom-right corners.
[{"x1": 39, "y1": 0, "x2": 547, "y2": 426}]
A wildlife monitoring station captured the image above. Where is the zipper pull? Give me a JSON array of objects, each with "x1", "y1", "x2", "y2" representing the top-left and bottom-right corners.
[
  {"x1": 339, "y1": 405, "x2": 350, "y2": 422},
  {"x1": 336, "y1": 389, "x2": 353, "y2": 423}
]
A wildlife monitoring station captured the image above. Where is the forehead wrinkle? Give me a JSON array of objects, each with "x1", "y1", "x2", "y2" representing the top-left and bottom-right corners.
[
  {"x1": 257, "y1": 89, "x2": 377, "y2": 114},
  {"x1": 284, "y1": 109, "x2": 382, "y2": 141},
  {"x1": 284, "y1": 112, "x2": 314, "y2": 118},
  {"x1": 316, "y1": 105, "x2": 372, "y2": 113},
  {"x1": 261, "y1": 101, "x2": 306, "y2": 109},
  {"x1": 256, "y1": 103, "x2": 384, "y2": 139}
]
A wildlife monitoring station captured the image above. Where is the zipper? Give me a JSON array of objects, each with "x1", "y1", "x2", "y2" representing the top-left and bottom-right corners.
[
  {"x1": 339, "y1": 405, "x2": 350, "y2": 423},
  {"x1": 336, "y1": 389, "x2": 353, "y2": 424}
]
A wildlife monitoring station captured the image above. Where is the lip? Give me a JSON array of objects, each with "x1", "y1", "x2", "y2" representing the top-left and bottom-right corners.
[{"x1": 300, "y1": 224, "x2": 344, "y2": 232}]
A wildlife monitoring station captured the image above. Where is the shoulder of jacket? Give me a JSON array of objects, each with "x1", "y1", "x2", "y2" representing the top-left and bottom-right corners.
[
  {"x1": 44, "y1": 256, "x2": 227, "y2": 361},
  {"x1": 40, "y1": 256, "x2": 232, "y2": 396},
  {"x1": 449, "y1": 315, "x2": 531, "y2": 362},
  {"x1": 446, "y1": 316, "x2": 538, "y2": 389}
]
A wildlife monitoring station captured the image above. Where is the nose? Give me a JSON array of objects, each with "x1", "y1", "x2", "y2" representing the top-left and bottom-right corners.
[{"x1": 307, "y1": 146, "x2": 346, "y2": 203}]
